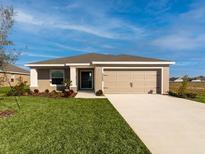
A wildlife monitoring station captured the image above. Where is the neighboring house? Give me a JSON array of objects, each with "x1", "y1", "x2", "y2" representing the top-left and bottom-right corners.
[
  {"x1": 0, "y1": 63, "x2": 30, "y2": 86},
  {"x1": 25, "y1": 53, "x2": 175, "y2": 94},
  {"x1": 174, "y1": 77, "x2": 183, "y2": 82},
  {"x1": 169, "y1": 77, "x2": 178, "y2": 82},
  {"x1": 191, "y1": 79, "x2": 202, "y2": 82}
]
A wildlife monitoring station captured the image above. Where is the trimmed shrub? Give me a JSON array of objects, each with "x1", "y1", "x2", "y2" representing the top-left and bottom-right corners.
[
  {"x1": 168, "y1": 91, "x2": 178, "y2": 97},
  {"x1": 50, "y1": 90, "x2": 57, "y2": 95},
  {"x1": 48, "y1": 90, "x2": 60, "y2": 97},
  {"x1": 34, "y1": 89, "x2": 39, "y2": 94},
  {"x1": 169, "y1": 91, "x2": 197, "y2": 99},
  {"x1": 63, "y1": 89, "x2": 74, "y2": 97},
  {"x1": 96, "y1": 90, "x2": 103, "y2": 96},
  {"x1": 68, "y1": 90, "x2": 74, "y2": 95},
  {"x1": 44, "y1": 89, "x2": 49, "y2": 94}
]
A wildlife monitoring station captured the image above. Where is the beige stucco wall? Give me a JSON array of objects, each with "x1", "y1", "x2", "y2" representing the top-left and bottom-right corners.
[
  {"x1": 94, "y1": 67, "x2": 103, "y2": 93},
  {"x1": 30, "y1": 68, "x2": 69, "y2": 92},
  {"x1": 0, "y1": 72, "x2": 30, "y2": 87},
  {"x1": 163, "y1": 67, "x2": 169, "y2": 94},
  {"x1": 94, "y1": 65, "x2": 170, "y2": 94}
]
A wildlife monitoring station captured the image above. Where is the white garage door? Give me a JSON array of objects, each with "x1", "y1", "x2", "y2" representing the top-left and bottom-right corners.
[{"x1": 103, "y1": 69, "x2": 160, "y2": 94}]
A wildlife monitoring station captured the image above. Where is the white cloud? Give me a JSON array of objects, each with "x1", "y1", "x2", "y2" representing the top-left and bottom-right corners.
[
  {"x1": 54, "y1": 43, "x2": 100, "y2": 53},
  {"x1": 55, "y1": 24, "x2": 116, "y2": 39},
  {"x1": 54, "y1": 43, "x2": 91, "y2": 52},
  {"x1": 14, "y1": 9, "x2": 145, "y2": 40},
  {"x1": 152, "y1": 34, "x2": 205, "y2": 50},
  {"x1": 15, "y1": 10, "x2": 42, "y2": 25},
  {"x1": 151, "y1": 4, "x2": 205, "y2": 50},
  {"x1": 21, "y1": 52, "x2": 58, "y2": 58},
  {"x1": 15, "y1": 10, "x2": 115, "y2": 38},
  {"x1": 179, "y1": 5, "x2": 205, "y2": 22}
]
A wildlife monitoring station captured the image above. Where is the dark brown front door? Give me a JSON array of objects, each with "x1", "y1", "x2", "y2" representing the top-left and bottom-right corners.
[{"x1": 80, "y1": 70, "x2": 93, "y2": 89}]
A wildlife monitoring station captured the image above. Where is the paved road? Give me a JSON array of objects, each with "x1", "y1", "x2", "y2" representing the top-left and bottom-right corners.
[{"x1": 106, "y1": 94, "x2": 205, "y2": 154}]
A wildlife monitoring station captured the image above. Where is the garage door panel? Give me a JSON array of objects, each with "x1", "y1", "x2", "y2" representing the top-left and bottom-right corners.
[
  {"x1": 145, "y1": 72, "x2": 156, "y2": 75},
  {"x1": 144, "y1": 86, "x2": 157, "y2": 89},
  {"x1": 144, "y1": 80, "x2": 157, "y2": 87},
  {"x1": 144, "y1": 89, "x2": 156, "y2": 94},
  {"x1": 116, "y1": 82, "x2": 130, "y2": 87},
  {"x1": 145, "y1": 88, "x2": 157, "y2": 91},
  {"x1": 103, "y1": 69, "x2": 160, "y2": 94},
  {"x1": 145, "y1": 75, "x2": 156, "y2": 80},
  {"x1": 117, "y1": 72, "x2": 132, "y2": 81},
  {"x1": 132, "y1": 87, "x2": 145, "y2": 93},
  {"x1": 144, "y1": 79, "x2": 156, "y2": 83},
  {"x1": 104, "y1": 76, "x2": 116, "y2": 81},
  {"x1": 132, "y1": 73, "x2": 144, "y2": 81},
  {"x1": 103, "y1": 72, "x2": 116, "y2": 81},
  {"x1": 115, "y1": 88, "x2": 132, "y2": 93},
  {"x1": 104, "y1": 87, "x2": 132, "y2": 93},
  {"x1": 132, "y1": 81, "x2": 145, "y2": 86},
  {"x1": 132, "y1": 71, "x2": 145, "y2": 75},
  {"x1": 104, "y1": 82, "x2": 116, "y2": 87},
  {"x1": 145, "y1": 71, "x2": 156, "y2": 75},
  {"x1": 132, "y1": 78, "x2": 145, "y2": 81}
]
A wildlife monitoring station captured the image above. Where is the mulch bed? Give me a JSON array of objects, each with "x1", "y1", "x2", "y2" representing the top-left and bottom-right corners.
[
  {"x1": 31, "y1": 92, "x2": 77, "y2": 98},
  {"x1": 0, "y1": 110, "x2": 16, "y2": 118}
]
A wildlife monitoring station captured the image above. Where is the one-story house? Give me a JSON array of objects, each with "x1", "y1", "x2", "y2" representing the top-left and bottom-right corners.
[
  {"x1": 174, "y1": 77, "x2": 184, "y2": 82},
  {"x1": 0, "y1": 63, "x2": 30, "y2": 86},
  {"x1": 25, "y1": 53, "x2": 175, "y2": 94},
  {"x1": 191, "y1": 79, "x2": 203, "y2": 82}
]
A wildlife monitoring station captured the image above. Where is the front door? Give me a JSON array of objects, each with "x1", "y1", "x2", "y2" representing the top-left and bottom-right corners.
[{"x1": 80, "y1": 70, "x2": 93, "y2": 89}]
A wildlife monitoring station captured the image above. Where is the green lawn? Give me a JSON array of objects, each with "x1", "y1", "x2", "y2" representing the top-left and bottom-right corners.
[
  {"x1": 0, "y1": 87, "x2": 10, "y2": 96},
  {"x1": 194, "y1": 94, "x2": 205, "y2": 103},
  {"x1": 170, "y1": 82, "x2": 205, "y2": 104},
  {"x1": 0, "y1": 96, "x2": 150, "y2": 154}
]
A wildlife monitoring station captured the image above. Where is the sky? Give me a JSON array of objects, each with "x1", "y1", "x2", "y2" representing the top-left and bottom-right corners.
[{"x1": 1, "y1": 0, "x2": 205, "y2": 77}]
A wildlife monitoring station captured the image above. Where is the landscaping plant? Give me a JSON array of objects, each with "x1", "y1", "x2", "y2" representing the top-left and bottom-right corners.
[
  {"x1": 33, "y1": 89, "x2": 39, "y2": 95},
  {"x1": 7, "y1": 77, "x2": 29, "y2": 96},
  {"x1": 64, "y1": 79, "x2": 72, "y2": 89},
  {"x1": 0, "y1": 6, "x2": 20, "y2": 109},
  {"x1": 177, "y1": 76, "x2": 189, "y2": 97},
  {"x1": 96, "y1": 90, "x2": 103, "y2": 96}
]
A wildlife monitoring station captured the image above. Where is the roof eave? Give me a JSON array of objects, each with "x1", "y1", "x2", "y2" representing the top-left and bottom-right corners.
[
  {"x1": 25, "y1": 64, "x2": 65, "y2": 67},
  {"x1": 92, "y1": 61, "x2": 176, "y2": 65},
  {"x1": 0, "y1": 70, "x2": 29, "y2": 75},
  {"x1": 65, "y1": 63, "x2": 91, "y2": 66},
  {"x1": 25, "y1": 61, "x2": 175, "y2": 67}
]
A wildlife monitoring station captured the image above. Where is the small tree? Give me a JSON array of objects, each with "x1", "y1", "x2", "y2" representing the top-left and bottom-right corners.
[
  {"x1": 0, "y1": 6, "x2": 20, "y2": 109},
  {"x1": 0, "y1": 7, "x2": 18, "y2": 63},
  {"x1": 178, "y1": 76, "x2": 189, "y2": 97}
]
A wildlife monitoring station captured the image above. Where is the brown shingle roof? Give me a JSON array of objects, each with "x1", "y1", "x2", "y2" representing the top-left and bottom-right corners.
[
  {"x1": 0, "y1": 63, "x2": 29, "y2": 74},
  {"x1": 28, "y1": 53, "x2": 170, "y2": 64}
]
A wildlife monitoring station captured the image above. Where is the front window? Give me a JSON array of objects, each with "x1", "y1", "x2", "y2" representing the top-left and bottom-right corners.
[
  {"x1": 50, "y1": 70, "x2": 64, "y2": 85},
  {"x1": 11, "y1": 75, "x2": 15, "y2": 82}
]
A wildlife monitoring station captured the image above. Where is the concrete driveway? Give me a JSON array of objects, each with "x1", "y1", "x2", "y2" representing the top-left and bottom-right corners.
[{"x1": 106, "y1": 94, "x2": 205, "y2": 154}]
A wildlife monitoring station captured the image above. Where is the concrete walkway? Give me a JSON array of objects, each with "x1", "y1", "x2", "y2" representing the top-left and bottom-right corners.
[
  {"x1": 106, "y1": 94, "x2": 205, "y2": 154},
  {"x1": 76, "y1": 91, "x2": 105, "y2": 98}
]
